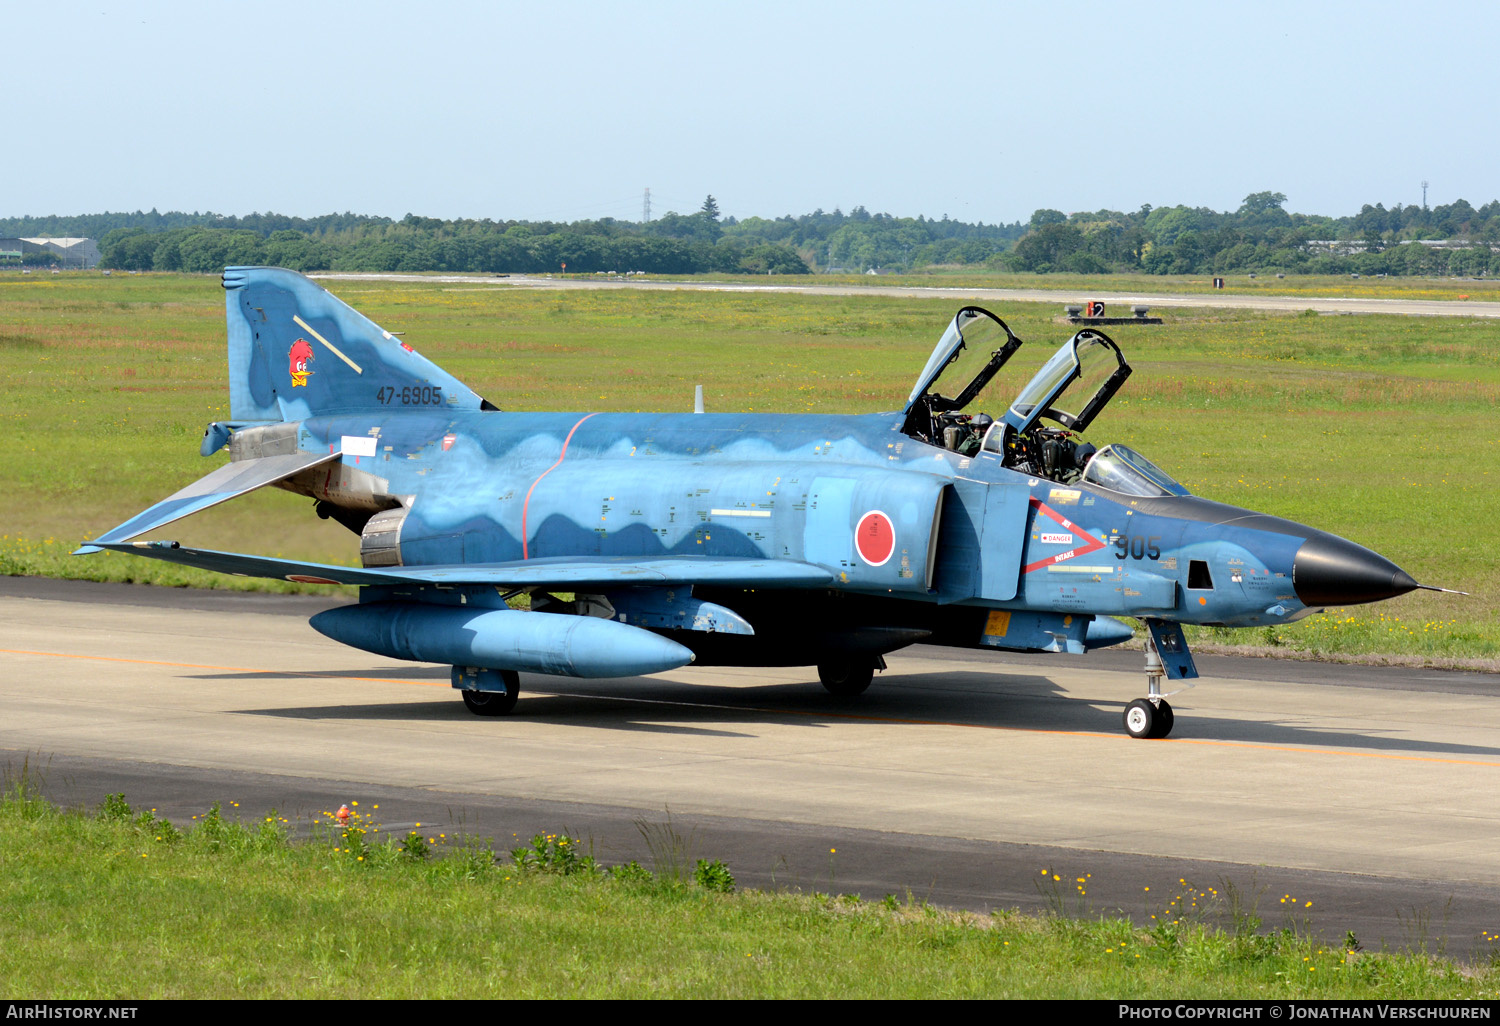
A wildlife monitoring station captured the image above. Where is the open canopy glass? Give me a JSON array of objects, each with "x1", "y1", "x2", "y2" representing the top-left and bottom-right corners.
[
  {"x1": 1000, "y1": 329, "x2": 1131, "y2": 436},
  {"x1": 904, "y1": 306, "x2": 1023, "y2": 415}
]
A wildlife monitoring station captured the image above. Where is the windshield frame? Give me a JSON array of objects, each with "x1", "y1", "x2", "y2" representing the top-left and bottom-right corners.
[{"x1": 1081, "y1": 443, "x2": 1191, "y2": 497}]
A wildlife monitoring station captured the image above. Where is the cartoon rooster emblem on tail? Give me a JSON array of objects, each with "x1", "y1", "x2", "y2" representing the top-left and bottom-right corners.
[{"x1": 288, "y1": 338, "x2": 314, "y2": 387}]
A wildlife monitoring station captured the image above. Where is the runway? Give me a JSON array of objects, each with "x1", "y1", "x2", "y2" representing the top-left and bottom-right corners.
[
  {"x1": 4, "y1": 576, "x2": 1499, "y2": 956},
  {"x1": 312, "y1": 271, "x2": 1500, "y2": 319}
]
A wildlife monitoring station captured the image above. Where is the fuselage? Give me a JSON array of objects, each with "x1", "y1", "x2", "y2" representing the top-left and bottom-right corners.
[{"x1": 282, "y1": 406, "x2": 1412, "y2": 642}]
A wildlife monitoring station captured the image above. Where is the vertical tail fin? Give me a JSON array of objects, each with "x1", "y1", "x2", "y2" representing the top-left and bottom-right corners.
[{"x1": 221, "y1": 266, "x2": 495, "y2": 422}]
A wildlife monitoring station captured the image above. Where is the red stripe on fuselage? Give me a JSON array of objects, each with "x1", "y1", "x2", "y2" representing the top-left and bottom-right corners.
[{"x1": 521, "y1": 413, "x2": 599, "y2": 560}]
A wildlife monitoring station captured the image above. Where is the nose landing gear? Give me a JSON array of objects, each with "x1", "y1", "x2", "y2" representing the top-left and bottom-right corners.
[{"x1": 1124, "y1": 620, "x2": 1197, "y2": 739}]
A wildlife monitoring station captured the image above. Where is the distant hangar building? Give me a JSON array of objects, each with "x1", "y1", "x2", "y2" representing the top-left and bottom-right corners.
[{"x1": 0, "y1": 237, "x2": 101, "y2": 268}]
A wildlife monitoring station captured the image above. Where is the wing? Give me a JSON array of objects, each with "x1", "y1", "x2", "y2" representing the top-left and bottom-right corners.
[{"x1": 87, "y1": 541, "x2": 837, "y2": 590}]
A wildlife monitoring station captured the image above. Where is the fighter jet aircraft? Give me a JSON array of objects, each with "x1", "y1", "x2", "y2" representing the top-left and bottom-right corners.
[{"x1": 76, "y1": 267, "x2": 1440, "y2": 738}]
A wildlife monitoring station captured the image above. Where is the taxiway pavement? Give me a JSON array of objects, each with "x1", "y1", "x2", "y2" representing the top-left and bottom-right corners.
[
  {"x1": 312, "y1": 272, "x2": 1500, "y2": 320},
  {"x1": 4, "y1": 577, "x2": 1497, "y2": 955}
]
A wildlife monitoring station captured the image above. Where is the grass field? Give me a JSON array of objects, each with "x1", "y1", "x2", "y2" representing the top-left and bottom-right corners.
[
  {"x1": 3, "y1": 780, "x2": 1493, "y2": 999},
  {"x1": 1, "y1": 270, "x2": 1495, "y2": 661},
  {"x1": 819, "y1": 268, "x2": 1500, "y2": 301}
]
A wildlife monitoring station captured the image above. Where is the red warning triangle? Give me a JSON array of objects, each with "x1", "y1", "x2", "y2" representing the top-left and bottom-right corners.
[{"x1": 1022, "y1": 498, "x2": 1107, "y2": 574}]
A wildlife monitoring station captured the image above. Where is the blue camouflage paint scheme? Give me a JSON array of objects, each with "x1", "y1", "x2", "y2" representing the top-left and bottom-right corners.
[
  {"x1": 78, "y1": 268, "x2": 1424, "y2": 732},
  {"x1": 159, "y1": 402, "x2": 1305, "y2": 627}
]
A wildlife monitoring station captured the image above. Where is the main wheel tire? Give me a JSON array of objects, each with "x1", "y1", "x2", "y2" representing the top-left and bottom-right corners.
[
  {"x1": 1150, "y1": 699, "x2": 1175, "y2": 739},
  {"x1": 461, "y1": 670, "x2": 520, "y2": 716},
  {"x1": 817, "y1": 659, "x2": 875, "y2": 697},
  {"x1": 1123, "y1": 698, "x2": 1157, "y2": 739}
]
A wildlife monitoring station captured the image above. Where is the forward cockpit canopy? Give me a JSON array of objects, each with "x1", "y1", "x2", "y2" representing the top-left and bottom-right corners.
[{"x1": 901, "y1": 306, "x2": 1023, "y2": 447}]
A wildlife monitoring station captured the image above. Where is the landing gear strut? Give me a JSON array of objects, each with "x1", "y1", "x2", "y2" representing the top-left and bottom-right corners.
[{"x1": 1124, "y1": 625, "x2": 1189, "y2": 739}]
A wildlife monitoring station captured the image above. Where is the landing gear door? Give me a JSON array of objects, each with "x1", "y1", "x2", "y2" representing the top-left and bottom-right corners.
[{"x1": 1145, "y1": 620, "x2": 1200, "y2": 681}]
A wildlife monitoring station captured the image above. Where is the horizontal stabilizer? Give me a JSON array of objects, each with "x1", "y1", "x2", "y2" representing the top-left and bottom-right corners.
[
  {"x1": 84, "y1": 542, "x2": 837, "y2": 589},
  {"x1": 77, "y1": 451, "x2": 341, "y2": 552}
]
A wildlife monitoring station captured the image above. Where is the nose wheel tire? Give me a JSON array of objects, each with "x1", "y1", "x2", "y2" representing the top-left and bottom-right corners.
[
  {"x1": 1124, "y1": 698, "x2": 1173, "y2": 739},
  {"x1": 461, "y1": 671, "x2": 521, "y2": 716},
  {"x1": 817, "y1": 659, "x2": 875, "y2": 697}
]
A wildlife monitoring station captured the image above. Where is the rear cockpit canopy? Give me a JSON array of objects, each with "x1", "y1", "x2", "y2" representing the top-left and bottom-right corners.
[{"x1": 1000, "y1": 329, "x2": 1131, "y2": 436}]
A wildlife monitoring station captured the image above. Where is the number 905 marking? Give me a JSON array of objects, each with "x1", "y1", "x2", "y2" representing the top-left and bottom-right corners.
[
  {"x1": 1113, "y1": 534, "x2": 1161, "y2": 560},
  {"x1": 376, "y1": 385, "x2": 443, "y2": 406}
]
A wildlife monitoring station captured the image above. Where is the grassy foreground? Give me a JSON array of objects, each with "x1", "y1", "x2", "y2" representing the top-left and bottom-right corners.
[
  {"x1": 0, "y1": 271, "x2": 1496, "y2": 663},
  {"x1": 1, "y1": 781, "x2": 1494, "y2": 1000}
]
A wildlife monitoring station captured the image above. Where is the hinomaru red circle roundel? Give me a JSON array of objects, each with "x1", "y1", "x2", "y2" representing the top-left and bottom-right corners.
[{"x1": 855, "y1": 510, "x2": 895, "y2": 567}]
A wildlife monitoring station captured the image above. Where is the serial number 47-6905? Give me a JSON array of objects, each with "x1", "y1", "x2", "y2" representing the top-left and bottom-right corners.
[{"x1": 376, "y1": 385, "x2": 444, "y2": 406}]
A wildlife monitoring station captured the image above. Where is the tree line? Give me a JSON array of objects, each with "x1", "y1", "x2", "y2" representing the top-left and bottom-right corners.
[
  {"x1": 90, "y1": 199, "x2": 809, "y2": 276},
  {"x1": 7, "y1": 191, "x2": 1499, "y2": 276},
  {"x1": 1005, "y1": 192, "x2": 1500, "y2": 277},
  {"x1": 96, "y1": 223, "x2": 812, "y2": 276}
]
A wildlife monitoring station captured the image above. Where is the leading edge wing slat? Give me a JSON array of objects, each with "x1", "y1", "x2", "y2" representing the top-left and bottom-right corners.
[
  {"x1": 85, "y1": 543, "x2": 837, "y2": 589},
  {"x1": 403, "y1": 557, "x2": 836, "y2": 588}
]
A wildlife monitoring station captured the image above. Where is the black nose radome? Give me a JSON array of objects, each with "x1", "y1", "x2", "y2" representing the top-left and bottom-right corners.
[{"x1": 1293, "y1": 533, "x2": 1418, "y2": 608}]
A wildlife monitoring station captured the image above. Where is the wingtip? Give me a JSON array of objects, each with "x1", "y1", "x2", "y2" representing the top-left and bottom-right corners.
[{"x1": 72, "y1": 544, "x2": 103, "y2": 556}]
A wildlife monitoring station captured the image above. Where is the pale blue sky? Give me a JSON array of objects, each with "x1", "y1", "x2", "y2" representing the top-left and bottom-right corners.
[{"x1": 7, "y1": 1, "x2": 1495, "y2": 223}]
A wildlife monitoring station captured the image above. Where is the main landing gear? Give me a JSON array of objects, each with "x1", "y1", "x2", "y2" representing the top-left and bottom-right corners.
[
  {"x1": 454, "y1": 666, "x2": 521, "y2": 716},
  {"x1": 817, "y1": 655, "x2": 885, "y2": 697}
]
